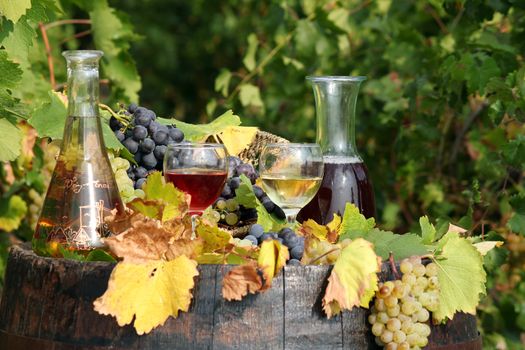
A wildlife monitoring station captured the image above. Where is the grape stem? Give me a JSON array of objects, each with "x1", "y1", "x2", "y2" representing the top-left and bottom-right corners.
[
  {"x1": 307, "y1": 247, "x2": 340, "y2": 265},
  {"x1": 99, "y1": 103, "x2": 129, "y2": 124},
  {"x1": 388, "y1": 252, "x2": 400, "y2": 279}
]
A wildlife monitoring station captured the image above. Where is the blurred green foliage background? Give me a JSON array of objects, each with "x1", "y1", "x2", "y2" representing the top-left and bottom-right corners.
[{"x1": 1, "y1": 0, "x2": 524, "y2": 348}]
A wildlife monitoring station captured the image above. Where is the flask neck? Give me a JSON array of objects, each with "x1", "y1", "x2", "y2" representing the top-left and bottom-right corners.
[
  {"x1": 64, "y1": 51, "x2": 103, "y2": 117},
  {"x1": 309, "y1": 76, "x2": 365, "y2": 159}
]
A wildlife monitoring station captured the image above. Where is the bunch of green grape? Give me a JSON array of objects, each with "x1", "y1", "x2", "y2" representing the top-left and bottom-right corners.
[
  {"x1": 301, "y1": 238, "x2": 352, "y2": 264},
  {"x1": 368, "y1": 257, "x2": 440, "y2": 350},
  {"x1": 109, "y1": 155, "x2": 145, "y2": 202},
  {"x1": 214, "y1": 198, "x2": 250, "y2": 226}
]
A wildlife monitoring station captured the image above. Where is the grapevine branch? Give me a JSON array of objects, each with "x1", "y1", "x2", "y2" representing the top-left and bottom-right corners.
[{"x1": 39, "y1": 22, "x2": 55, "y2": 90}]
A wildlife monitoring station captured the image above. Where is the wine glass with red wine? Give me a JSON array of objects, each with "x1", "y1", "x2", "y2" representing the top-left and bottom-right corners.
[{"x1": 163, "y1": 143, "x2": 228, "y2": 216}]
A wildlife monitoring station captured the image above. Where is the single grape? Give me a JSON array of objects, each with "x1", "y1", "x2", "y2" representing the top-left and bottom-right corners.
[
  {"x1": 413, "y1": 263, "x2": 426, "y2": 277},
  {"x1": 244, "y1": 235, "x2": 258, "y2": 245},
  {"x1": 416, "y1": 276, "x2": 429, "y2": 289},
  {"x1": 225, "y1": 199, "x2": 239, "y2": 211},
  {"x1": 428, "y1": 276, "x2": 439, "y2": 289},
  {"x1": 261, "y1": 197, "x2": 275, "y2": 212},
  {"x1": 240, "y1": 207, "x2": 257, "y2": 221},
  {"x1": 226, "y1": 156, "x2": 242, "y2": 177},
  {"x1": 371, "y1": 322, "x2": 384, "y2": 337},
  {"x1": 386, "y1": 304, "x2": 400, "y2": 317},
  {"x1": 109, "y1": 116, "x2": 123, "y2": 131},
  {"x1": 132, "y1": 125, "x2": 148, "y2": 141},
  {"x1": 400, "y1": 260, "x2": 413, "y2": 274},
  {"x1": 380, "y1": 330, "x2": 394, "y2": 344},
  {"x1": 378, "y1": 284, "x2": 392, "y2": 298},
  {"x1": 154, "y1": 145, "x2": 167, "y2": 161},
  {"x1": 375, "y1": 298, "x2": 386, "y2": 312},
  {"x1": 235, "y1": 163, "x2": 257, "y2": 183},
  {"x1": 142, "y1": 152, "x2": 157, "y2": 170},
  {"x1": 290, "y1": 245, "x2": 303, "y2": 260},
  {"x1": 216, "y1": 199, "x2": 227, "y2": 210},
  {"x1": 209, "y1": 210, "x2": 221, "y2": 223},
  {"x1": 135, "y1": 112, "x2": 152, "y2": 127},
  {"x1": 128, "y1": 103, "x2": 138, "y2": 113},
  {"x1": 283, "y1": 234, "x2": 300, "y2": 249},
  {"x1": 127, "y1": 168, "x2": 136, "y2": 181},
  {"x1": 135, "y1": 178, "x2": 146, "y2": 189},
  {"x1": 393, "y1": 330, "x2": 406, "y2": 343},
  {"x1": 288, "y1": 259, "x2": 301, "y2": 265},
  {"x1": 425, "y1": 262, "x2": 439, "y2": 277},
  {"x1": 153, "y1": 130, "x2": 169, "y2": 145},
  {"x1": 224, "y1": 212, "x2": 239, "y2": 226},
  {"x1": 385, "y1": 343, "x2": 398, "y2": 350},
  {"x1": 401, "y1": 320, "x2": 414, "y2": 334},
  {"x1": 252, "y1": 185, "x2": 264, "y2": 199},
  {"x1": 221, "y1": 183, "x2": 233, "y2": 198},
  {"x1": 249, "y1": 224, "x2": 264, "y2": 239},
  {"x1": 368, "y1": 314, "x2": 377, "y2": 325},
  {"x1": 386, "y1": 318, "x2": 401, "y2": 331},
  {"x1": 134, "y1": 166, "x2": 148, "y2": 179},
  {"x1": 401, "y1": 300, "x2": 417, "y2": 315},
  {"x1": 168, "y1": 128, "x2": 184, "y2": 142},
  {"x1": 140, "y1": 138, "x2": 155, "y2": 153},
  {"x1": 385, "y1": 296, "x2": 398, "y2": 308},
  {"x1": 406, "y1": 333, "x2": 419, "y2": 347},
  {"x1": 122, "y1": 137, "x2": 139, "y2": 154},
  {"x1": 260, "y1": 233, "x2": 273, "y2": 242},
  {"x1": 398, "y1": 342, "x2": 410, "y2": 350},
  {"x1": 134, "y1": 152, "x2": 142, "y2": 164},
  {"x1": 229, "y1": 177, "x2": 241, "y2": 190},
  {"x1": 115, "y1": 130, "x2": 125, "y2": 142},
  {"x1": 416, "y1": 308, "x2": 429, "y2": 322},
  {"x1": 148, "y1": 121, "x2": 160, "y2": 134},
  {"x1": 402, "y1": 273, "x2": 416, "y2": 286},
  {"x1": 376, "y1": 311, "x2": 389, "y2": 324}
]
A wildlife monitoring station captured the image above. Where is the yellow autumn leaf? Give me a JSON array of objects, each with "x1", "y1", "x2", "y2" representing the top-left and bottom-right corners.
[
  {"x1": 300, "y1": 214, "x2": 342, "y2": 243},
  {"x1": 196, "y1": 221, "x2": 233, "y2": 252},
  {"x1": 322, "y1": 238, "x2": 381, "y2": 318},
  {"x1": 218, "y1": 125, "x2": 258, "y2": 156},
  {"x1": 258, "y1": 239, "x2": 289, "y2": 288},
  {"x1": 93, "y1": 256, "x2": 199, "y2": 335}
]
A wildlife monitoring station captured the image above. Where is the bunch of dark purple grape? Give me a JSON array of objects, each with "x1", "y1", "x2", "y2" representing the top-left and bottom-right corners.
[
  {"x1": 213, "y1": 156, "x2": 285, "y2": 227},
  {"x1": 109, "y1": 104, "x2": 184, "y2": 189},
  {"x1": 244, "y1": 224, "x2": 304, "y2": 265}
]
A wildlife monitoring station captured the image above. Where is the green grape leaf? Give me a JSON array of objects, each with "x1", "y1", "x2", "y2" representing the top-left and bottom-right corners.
[
  {"x1": 419, "y1": 216, "x2": 436, "y2": 244},
  {"x1": 0, "y1": 119, "x2": 22, "y2": 162},
  {"x1": 103, "y1": 52, "x2": 141, "y2": 103},
  {"x1": 195, "y1": 222, "x2": 232, "y2": 253},
  {"x1": 339, "y1": 203, "x2": 376, "y2": 240},
  {"x1": 508, "y1": 214, "x2": 525, "y2": 236},
  {"x1": 255, "y1": 198, "x2": 286, "y2": 232},
  {"x1": 322, "y1": 238, "x2": 381, "y2": 318},
  {"x1": 86, "y1": 249, "x2": 117, "y2": 262},
  {"x1": 0, "y1": 0, "x2": 32, "y2": 23},
  {"x1": 432, "y1": 232, "x2": 486, "y2": 322},
  {"x1": 101, "y1": 121, "x2": 123, "y2": 150},
  {"x1": 363, "y1": 228, "x2": 428, "y2": 260},
  {"x1": 242, "y1": 33, "x2": 258, "y2": 71},
  {"x1": 58, "y1": 245, "x2": 85, "y2": 261},
  {"x1": 215, "y1": 69, "x2": 232, "y2": 97},
  {"x1": 159, "y1": 109, "x2": 240, "y2": 142},
  {"x1": 509, "y1": 193, "x2": 525, "y2": 213},
  {"x1": 0, "y1": 195, "x2": 27, "y2": 232},
  {"x1": 239, "y1": 84, "x2": 264, "y2": 108},
  {"x1": 29, "y1": 91, "x2": 67, "y2": 140},
  {"x1": 0, "y1": 50, "x2": 22, "y2": 88},
  {"x1": 127, "y1": 172, "x2": 189, "y2": 221},
  {"x1": 235, "y1": 175, "x2": 257, "y2": 208},
  {"x1": 502, "y1": 135, "x2": 525, "y2": 169}
]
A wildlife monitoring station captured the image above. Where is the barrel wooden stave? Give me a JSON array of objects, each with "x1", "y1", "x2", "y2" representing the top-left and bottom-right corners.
[{"x1": 0, "y1": 245, "x2": 481, "y2": 349}]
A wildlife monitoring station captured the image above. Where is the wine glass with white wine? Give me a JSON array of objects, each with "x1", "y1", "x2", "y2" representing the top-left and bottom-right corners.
[{"x1": 259, "y1": 143, "x2": 324, "y2": 224}]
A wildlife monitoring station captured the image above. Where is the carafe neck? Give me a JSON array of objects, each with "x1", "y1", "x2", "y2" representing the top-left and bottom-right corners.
[
  {"x1": 63, "y1": 50, "x2": 103, "y2": 117},
  {"x1": 309, "y1": 76, "x2": 366, "y2": 159}
]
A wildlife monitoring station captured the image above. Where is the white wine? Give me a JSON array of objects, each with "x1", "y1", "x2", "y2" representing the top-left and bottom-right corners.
[{"x1": 261, "y1": 175, "x2": 322, "y2": 209}]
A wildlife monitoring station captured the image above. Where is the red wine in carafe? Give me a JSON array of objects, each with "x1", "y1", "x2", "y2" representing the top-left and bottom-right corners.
[{"x1": 297, "y1": 156, "x2": 375, "y2": 224}]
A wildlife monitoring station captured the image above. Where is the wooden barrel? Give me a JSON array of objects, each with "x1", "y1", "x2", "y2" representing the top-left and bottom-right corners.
[{"x1": 0, "y1": 245, "x2": 481, "y2": 349}]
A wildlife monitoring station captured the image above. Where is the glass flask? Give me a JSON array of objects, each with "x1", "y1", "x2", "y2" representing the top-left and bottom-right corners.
[
  {"x1": 33, "y1": 50, "x2": 125, "y2": 256},
  {"x1": 297, "y1": 76, "x2": 375, "y2": 224}
]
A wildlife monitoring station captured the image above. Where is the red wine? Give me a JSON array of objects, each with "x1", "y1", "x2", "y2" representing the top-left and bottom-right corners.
[
  {"x1": 164, "y1": 169, "x2": 227, "y2": 212},
  {"x1": 297, "y1": 156, "x2": 375, "y2": 224}
]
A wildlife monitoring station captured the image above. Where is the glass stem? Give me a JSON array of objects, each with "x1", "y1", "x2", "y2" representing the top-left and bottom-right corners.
[{"x1": 283, "y1": 208, "x2": 300, "y2": 225}]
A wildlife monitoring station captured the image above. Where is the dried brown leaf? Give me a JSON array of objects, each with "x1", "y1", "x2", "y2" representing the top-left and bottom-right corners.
[
  {"x1": 222, "y1": 263, "x2": 263, "y2": 301},
  {"x1": 165, "y1": 238, "x2": 203, "y2": 261}
]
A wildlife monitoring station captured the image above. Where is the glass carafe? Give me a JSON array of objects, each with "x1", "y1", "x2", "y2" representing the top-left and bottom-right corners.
[
  {"x1": 33, "y1": 50, "x2": 125, "y2": 256},
  {"x1": 297, "y1": 76, "x2": 375, "y2": 224}
]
